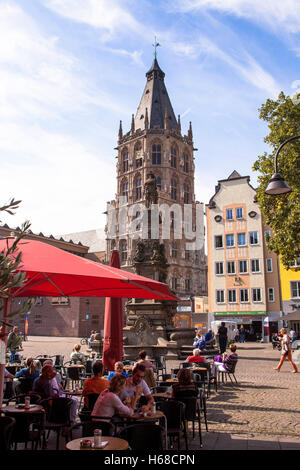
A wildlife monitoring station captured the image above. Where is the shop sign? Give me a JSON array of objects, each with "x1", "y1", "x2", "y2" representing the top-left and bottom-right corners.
[{"x1": 214, "y1": 311, "x2": 266, "y2": 316}]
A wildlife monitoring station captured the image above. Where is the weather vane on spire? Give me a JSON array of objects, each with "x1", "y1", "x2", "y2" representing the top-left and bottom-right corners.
[{"x1": 152, "y1": 36, "x2": 161, "y2": 59}]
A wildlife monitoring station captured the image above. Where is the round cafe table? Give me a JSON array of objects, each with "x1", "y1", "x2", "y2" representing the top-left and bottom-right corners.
[
  {"x1": 66, "y1": 436, "x2": 129, "y2": 451},
  {"x1": 3, "y1": 404, "x2": 43, "y2": 414}
]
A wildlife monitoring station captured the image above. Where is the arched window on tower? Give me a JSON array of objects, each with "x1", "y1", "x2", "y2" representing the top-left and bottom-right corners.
[
  {"x1": 121, "y1": 179, "x2": 129, "y2": 202},
  {"x1": 156, "y1": 176, "x2": 162, "y2": 191},
  {"x1": 122, "y1": 150, "x2": 129, "y2": 172},
  {"x1": 183, "y1": 153, "x2": 189, "y2": 173},
  {"x1": 135, "y1": 143, "x2": 143, "y2": 168},
  {"x1": 171, "y1": 179, "x2": 177, "y2": 201},
  {"x1": 171, "y1": 242, "x2": 178, "y2": 259},
  {"x1": 152, "y1": 144, "x2": 161, "y2": 165},
  {"x1": 135, "y1": 176, "x2": 142, "y2": 201},
  {"x1": 171, "y1": 147, "x2": 177, "y2": 168},
  {"x1": 120, "y1": 240, "x2": 128, "y2": 263},
  {"x1": 183, "y1": 183, "x2": 190, "y2": 204}
]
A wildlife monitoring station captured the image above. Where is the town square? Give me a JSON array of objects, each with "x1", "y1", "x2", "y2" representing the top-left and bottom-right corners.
[{"x1": 0, "y1": 0, "x2": 299, "y2": 454}]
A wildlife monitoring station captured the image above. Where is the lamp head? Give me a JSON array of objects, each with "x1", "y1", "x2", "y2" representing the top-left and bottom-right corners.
[{"x1": 265, "y1": 173, "x2": 292, "y2": 195}]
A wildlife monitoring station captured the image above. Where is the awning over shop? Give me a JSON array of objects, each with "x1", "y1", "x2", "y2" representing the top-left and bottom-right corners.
[{"x1": 282, "y1": 312, "x2": 300, "y2": 322}]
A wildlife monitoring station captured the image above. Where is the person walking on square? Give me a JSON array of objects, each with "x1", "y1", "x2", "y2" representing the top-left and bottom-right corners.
[
  {"x1": 239, "y1": 325, "x2": 245, "y2": 343},
  {"x1": 274, "y1": 328, "x2": 298, "y2": 373},
  {"x1": 218, "y1": 322, "x2": 228, "y2": 354}
]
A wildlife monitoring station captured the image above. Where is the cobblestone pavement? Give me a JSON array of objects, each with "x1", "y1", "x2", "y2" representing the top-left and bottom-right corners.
[{"x1": 19, "y1": 337, "x2": 300, "y2": 450}]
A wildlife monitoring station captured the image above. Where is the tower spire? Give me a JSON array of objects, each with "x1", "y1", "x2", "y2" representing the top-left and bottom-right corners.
[
  {"x1": 188, "y1": 121, "x2": 193, "y2": 141},
  {"x1": 177, "y1": 114, "x2": 181, "y2": 135},
  {"x1": 131, "y1": 114, "x2": 135, "y2": 134},
  {"x1": 118, "y1": 120, "x2": 123, "y2": 141}
]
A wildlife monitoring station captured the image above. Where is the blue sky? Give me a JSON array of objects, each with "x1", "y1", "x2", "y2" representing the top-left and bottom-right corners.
[{"x1": 0, "y1": 0, "x2": 299, "y2": 237}]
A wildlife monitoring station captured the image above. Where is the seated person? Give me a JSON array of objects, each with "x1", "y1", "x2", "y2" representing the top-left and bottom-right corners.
[
  {"x1": 121, "y1": 364, "x2": 154, "y2": 412},
  {"x1": 107, "y1": 362, "x2": 129, "y2": 381},
  {"x1": 134, "y1": 350, "x2": 156, "y2": 370},
  {"x1": 171, "y1": 368, "x2": 198, "y2": 399},
  {"x1": 193, "y1": 330, "x2": 206, "y2": 350},
  {"x1": 70, "y1": 344, "x2": 86, "y2": 364},
  {"x1": 211, "y1": 343, "x2": 238, "y2": 378},
  {"x1": 88, "y1": 330, "x2": 96, "y2": 349},
  {"x1": 43, "y1": 359, "x2": 78, "y2": 422},
  {"x1": 32, "y1": 364, "x2": 58, "y2": 399},
  {"x1": 185, "y1": 348, "x2": 207, "y2": 364},
  {"x1": 82, "y1": 360, "x2": 109, "y2": 409},
  {"x1": 15, "y1": 357, "x2": 40, "y2": 380},
  {"x1": 204, "y1": 330, "x2": 216, "y2": 348},
  {"x1": 91, "y1": 374, "x2": 136, "y2": 420},
  {"x1": 15, "y1": 357, "x2": 40, "y2": 394}
]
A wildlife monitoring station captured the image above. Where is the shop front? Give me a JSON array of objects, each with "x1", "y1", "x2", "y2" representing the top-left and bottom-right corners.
[{"x1": 214, "y1": 311, "x2": 267, "y2": 342}]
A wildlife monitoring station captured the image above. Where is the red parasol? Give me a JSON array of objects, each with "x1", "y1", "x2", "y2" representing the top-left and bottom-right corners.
[
  {"x1": 102, "y1": 250, "x2": 123, "y2": 371},
  {"x1": 0, "y1": 238, "x2": 177, "y2": 406}
]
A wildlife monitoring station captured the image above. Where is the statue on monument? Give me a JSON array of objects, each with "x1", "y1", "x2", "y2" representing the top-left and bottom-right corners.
[{"x1": 144, "y1": 172, "x2": 158, "y2": 208}]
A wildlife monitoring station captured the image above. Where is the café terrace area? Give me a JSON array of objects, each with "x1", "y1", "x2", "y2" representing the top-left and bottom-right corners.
[{"x1": 2, "y1": 336, "x2": 300, "y2": 451}]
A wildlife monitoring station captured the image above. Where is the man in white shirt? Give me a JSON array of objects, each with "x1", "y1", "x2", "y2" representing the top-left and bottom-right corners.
[{"x1": 121, "y1": 364, "x2": 154, "y2": 411}]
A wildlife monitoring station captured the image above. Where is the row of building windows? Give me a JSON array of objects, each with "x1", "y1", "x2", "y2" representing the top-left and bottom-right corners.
[
  {"x1": 215, "y1": 231, "x2": 259, "y2": 248},
  {"x1": 225, "y1": 207, "x2": 244, "y2": 220},
  {"x1": 216, "y1": 287, "x2": 275, "y2": 304},
  {"x1": 121, "y1": 177, "x2": 191, "y2": 203},
  {"x1": 121, "y1": 146, "x2": 191, "y2": 173},
  {"x1": 215, "y1": 258, "x2": 273, "y2": 275}
]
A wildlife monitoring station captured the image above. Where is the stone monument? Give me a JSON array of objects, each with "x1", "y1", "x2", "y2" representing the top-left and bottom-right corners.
[{"x1": 123, "y1": 173, "x2": 195, "y2": 360}]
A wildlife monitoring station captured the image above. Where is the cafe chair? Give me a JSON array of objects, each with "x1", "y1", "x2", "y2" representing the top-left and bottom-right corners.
[
  {"x1": 81, "y1": 417, "x2": 115, "y2": 437},
  {"x1": 85, "y1": 359, "x2": 93, "y2": 378},
  {"x1": 151, "y1": 385, "x2": 171, "y2": 394},
  {"x1": 0, "y1": 415, "x2": 16, "y2": 450},
  {"x1": 155, "y1": 356, "x2": 167, "y2": 380},
  {"x1": 40, "y1": 397, "x2": 74, "y2": 450},
  {"x1": 87, "y1": 393, "x2": 100, "y2": 411},
  {"x1": 157, "y1": 373, "x2": 171, "y2": 384},
  {"x1": 218, "y1": 362, "x2": 238, "y2": 386},
  {"x1": 171, "y1": 368, "x2": 180, "y2": 378},
  {"x1": 156, "y1": 400, "x2": 188, "y2": 450},
  {"x1": 3, "y1": 408, "x2": 46, "y2": 450},
  {"x1": 174, "y1": 396, "x2": 203, "y2": 447},
  {"x1": 118, "y1": 423, "x2": 164, "y2": 451},
  {"x1": 63, "y1": 363, "x2": 85, "y2": 390},
  {"x1": 50, "y1": 355, "x2": 64, "y2": 372},
  {"x1": 180, "y1": 362, "x2": 193, "y2": 368}
]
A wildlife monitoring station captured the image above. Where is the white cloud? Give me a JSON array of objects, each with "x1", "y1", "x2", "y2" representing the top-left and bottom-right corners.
[
  {"x1": 169, "y1": 35, "x2": 280, "y2": 98},
  {"x1": 0, "y1": 2, "x2": 124, "y2": 122},
  {"x1": 172, "y1": 0, "x2": 300, "y2": 34},
  {"x1": 42, "y1": 0, "x2": 143, "y2": 40},
  {"x1": 0, "y1": 123, "x2": 113, "y2": 234}
]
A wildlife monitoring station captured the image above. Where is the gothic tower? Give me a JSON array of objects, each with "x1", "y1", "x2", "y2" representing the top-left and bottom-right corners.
[{"x1": 105, "y1": 57, "x2": 207, "y2": 299}]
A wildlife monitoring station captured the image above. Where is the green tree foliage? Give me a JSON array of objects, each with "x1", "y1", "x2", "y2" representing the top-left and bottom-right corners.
[
  {"x1": 253, "y1": 92, "x2": 300, "y2": 270},
  {"x1": 0, "y1": 199, "x2": 34, "y2": 317}
]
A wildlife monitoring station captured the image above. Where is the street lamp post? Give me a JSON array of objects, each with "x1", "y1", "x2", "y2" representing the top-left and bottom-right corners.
[{"x1": 265, "y1": 135, "x2": 300, "y2": 195}]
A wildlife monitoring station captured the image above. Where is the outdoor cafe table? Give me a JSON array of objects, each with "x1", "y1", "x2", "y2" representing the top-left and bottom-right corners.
[
  {"x1": 2, "y1": 404, "x2": 43, "y2": 414},
  {"x1": 5, "y1": 363, "x2": 24, "y2": 374},
  {"x1": 152, "y1": 392, "x2": 171, "y2": 399},
  {"x1": 66, "y1": 436, "x2": 129, "y2": 451}
]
